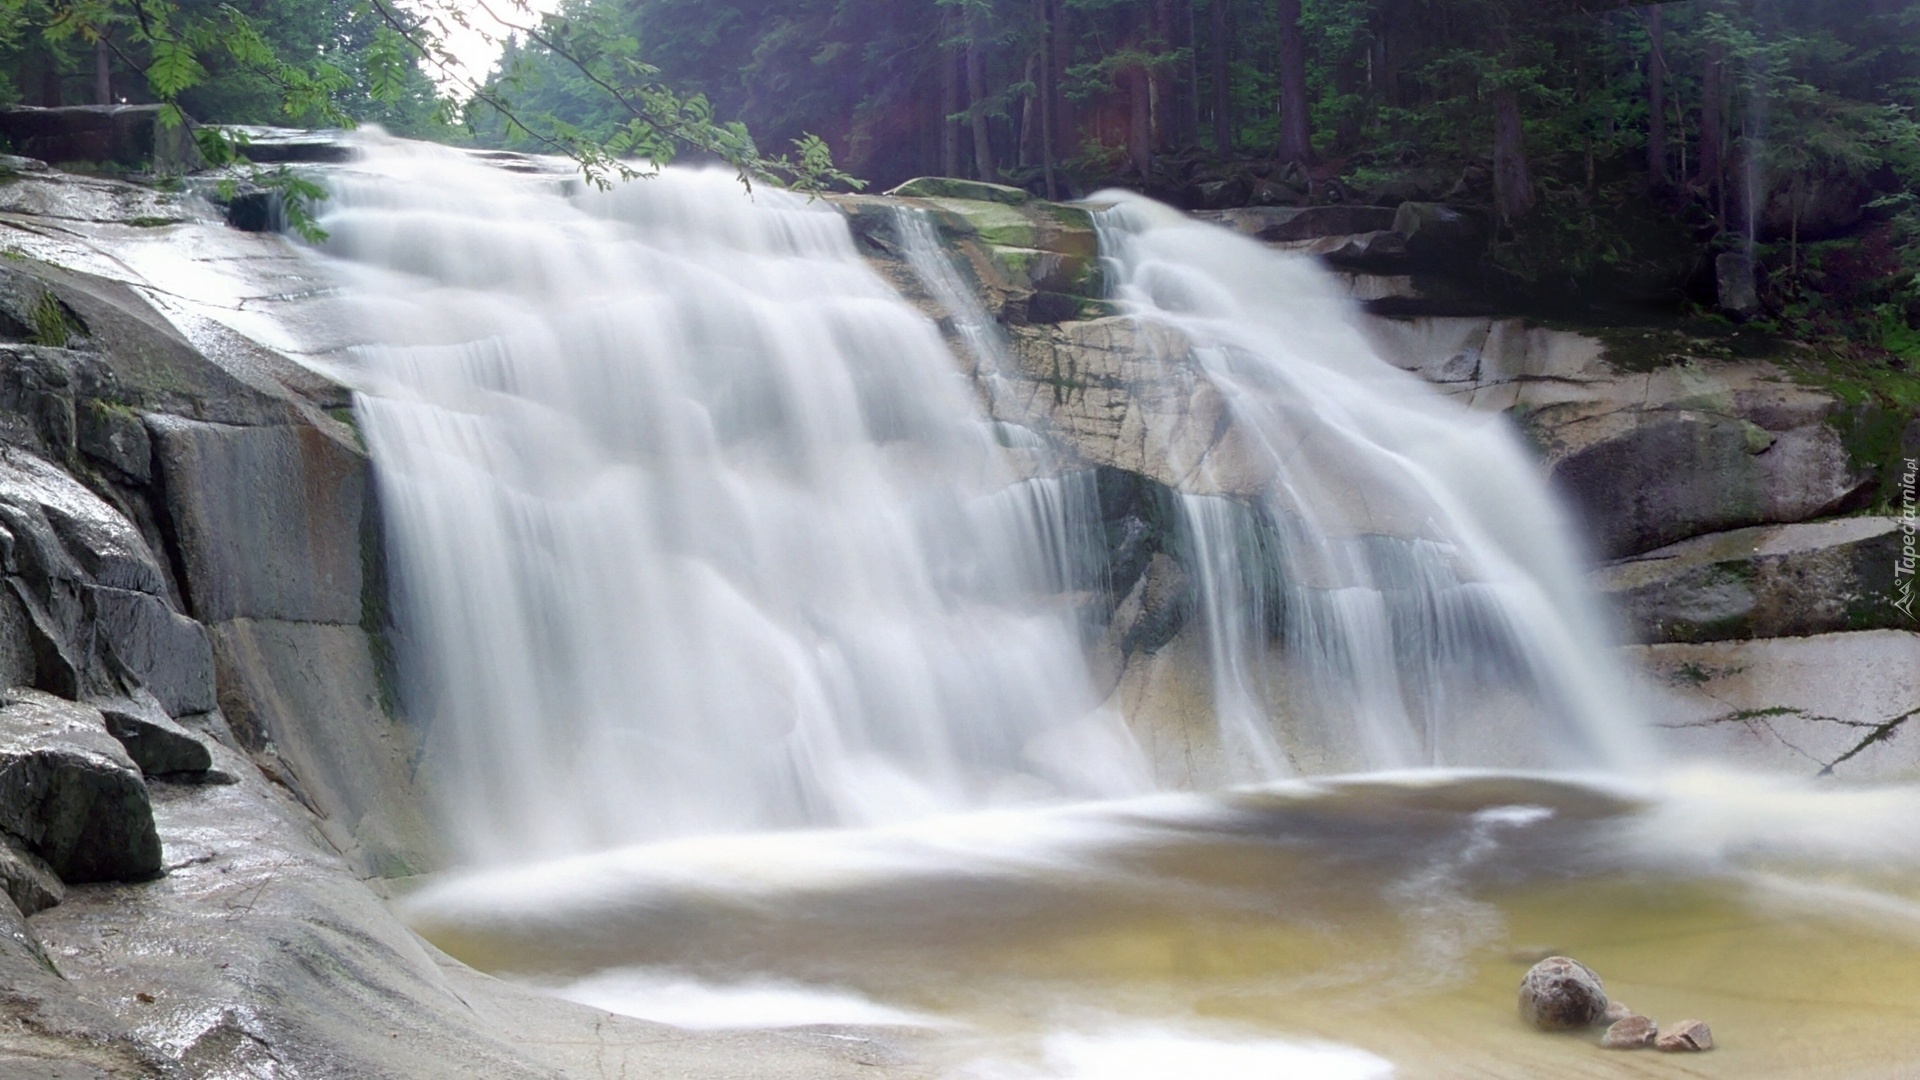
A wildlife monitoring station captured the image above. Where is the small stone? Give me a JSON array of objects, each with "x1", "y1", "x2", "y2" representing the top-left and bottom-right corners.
[
  {"x1": 1656, "y1": 1019, "x2": 1713, "y2": 1052},
  {"x1": 1518, "y1": 956, "x2": 1609, "y2": 1031},
  {"x1": 1600, "y1": 1015, "x2": 1658, "y2": 1050},
  {"x1": 1603, "y1": 1000, "x2": 1634, "y2": 1023}
]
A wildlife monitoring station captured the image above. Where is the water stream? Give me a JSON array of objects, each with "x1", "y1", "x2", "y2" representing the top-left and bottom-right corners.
[{"x1": 298, "y1": 134, "x2": 1920, "y2": 1079}]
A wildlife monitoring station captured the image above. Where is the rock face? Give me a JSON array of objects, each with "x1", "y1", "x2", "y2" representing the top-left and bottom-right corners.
[
  {"x1": 0, "y1": 690, "x2": 161, "y2": 883},
  {"x1": 1634, "y1": 631, "x2": 1920, "y2": 779},
  {"x1": 1518, "y1": 956, "x2": 1609, "y2": 1031}
]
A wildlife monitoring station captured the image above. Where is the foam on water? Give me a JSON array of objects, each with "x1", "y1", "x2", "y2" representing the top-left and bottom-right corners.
[{"x1": 548, "y1": 969, "x2": 943, "y2": 1030}]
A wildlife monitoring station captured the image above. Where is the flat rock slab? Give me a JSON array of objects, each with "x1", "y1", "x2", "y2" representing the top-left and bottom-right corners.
[{"x1": 0, "y1": 689, "x2": 160, "y2": 882}]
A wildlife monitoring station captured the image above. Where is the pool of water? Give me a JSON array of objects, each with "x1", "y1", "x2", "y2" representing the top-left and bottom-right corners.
[{"x1": 404, "y1": 770, "x2": 1920, "y2": 1079}]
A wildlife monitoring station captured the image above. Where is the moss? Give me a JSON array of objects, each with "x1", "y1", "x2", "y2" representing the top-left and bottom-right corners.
[
  {"x1": 925, "y1": 197, "x2": 1040, "y2": 249},
  {"x1": 125, "y1": 216, "x2": 185, "y2": 228},
  {"x1": 28, "y1": 289, "x2": 81, "y2": 348},
  {"x1": 326, "y1": 407, "x2": 367, "y2": 452}
]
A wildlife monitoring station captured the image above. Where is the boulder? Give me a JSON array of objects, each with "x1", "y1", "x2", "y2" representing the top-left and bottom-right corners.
[
  {"x1": 1599, "y1": 517, "x2": 1905, "y2": 642},
  {"x1": 0, "y1": 689, "x2": 161, "y2": 883},
  {"x1": 1518, "y1": 956, "x2": 1609, "y2": 1030},
  {"x1": 0, "y1": 105, "x2": 204, "y2": 173},
  {"x1": 1656, "y1": 1019, "x2": 1714, "y2": 1052},
  {"x1": 1549, "y1": 412, "x2": 1870, "y2": 559},
  {"x1": 1600, "y1": 1014, "x2": 1658, "y2": 1049},
  {"x1": 94, "y1": 692, "x2": 214, "y2": 778},
  {"x1": 0, "y1": 446, "x2": 217, "y2": 715}
]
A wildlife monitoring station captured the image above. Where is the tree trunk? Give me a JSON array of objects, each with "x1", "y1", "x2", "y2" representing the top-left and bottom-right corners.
[
  {"x1": 1491, "y1": 89, "x2": 1537, "y2": 221},
  {"x1": 1128, "y1": 66, "x2": 1153, "y2": 177},
  {"x1": 1276, "y1": 0, "x2": 1312, "y2": 165},
  {"x1": 40, "y1": 54, "x2": 61, "y2": 107},
  {"x1": 94, "y1": 37, "x2": 111, "y2": 105},
  {"x1": 1051, "y1": 0, "x2": 1076, "y2": 160},
  {"x1": 1038, "y1": 0, "x2": 1058, "y2": 198},
  {"x1": 1646, "y1": 5, "x2": 1668, "y2": 189},
  {"x1": 1210, "y1": 0, "x2": 1231, "y2": 152},
  {"x1": 1018, "y1": 52, "x2": 1040, "y2": 167},
  {"x1": 1700, "y1": 35, "x2": 1726, "y2": 225},
  {"x1": 942, "y1": 10, "x2": 962, "y2": 177},
  {"x1": 965, "y1": 4, "x2": 996, "y2": 181}
]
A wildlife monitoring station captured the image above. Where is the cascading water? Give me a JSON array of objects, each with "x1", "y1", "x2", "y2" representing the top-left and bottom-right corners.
[
  {"x1": 320, "y1": 138, "x2": 1145, "y2": 863},
  {"x1": 1087, "y1": 193, "x2": 1648, "y2": 777}
]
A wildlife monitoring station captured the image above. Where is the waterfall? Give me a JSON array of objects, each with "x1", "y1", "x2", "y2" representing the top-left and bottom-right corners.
[
  {"x1": 318, "y1": 139, "x2": 1145, "y2": 863},
  {"x1": 1091, "y1": 193, "x2": 1646, "y2": 774},
  {"x1": 311, "y1": 135, "x2": 1643, "y2": 864}
]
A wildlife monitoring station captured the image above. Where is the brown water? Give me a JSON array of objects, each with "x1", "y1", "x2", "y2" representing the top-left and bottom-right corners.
[{"x1": 405, "y1": 771, "x2": 1920, "y2": 1079}]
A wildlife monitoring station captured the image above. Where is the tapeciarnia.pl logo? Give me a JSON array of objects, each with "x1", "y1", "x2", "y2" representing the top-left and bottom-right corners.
[{"x1": 1897, "y1": 456, "x2": 1917, "y2": 621}]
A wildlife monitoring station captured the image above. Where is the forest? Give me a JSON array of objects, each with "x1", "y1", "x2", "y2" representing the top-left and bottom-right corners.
[{"x1": 3, "y1": 0, "x2": 1918, "y2": 347}]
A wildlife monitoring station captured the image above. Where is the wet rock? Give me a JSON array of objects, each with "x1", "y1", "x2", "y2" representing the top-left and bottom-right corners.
[
  {"x1": 147, "y1": 418, "x2": 367, "y2": 625},
  {"x1": 95, "y1": 692, "x2": 214, "y2": 778},
  {"x1": 1656, "y1": 1019, "x2": 1714, "y2": 1052},
  {"x1": 0, "y1": 689, "x2": 162, "y2": 883},
  {"x1": 75, "y1": 398, "x2": 151, "y2": 482},
  {"x1": 0, "y1": 832, "x2": 64, "y2": 915},
  {"x1": 1110, "y1": 553, "x2": 1192, "y2": 657},
  {"x1": 1600, "y1": 1015, "x2": 1658, "y2": 1049},
  {"x1": 1603, "y1": 1000, "x2": 1634, "y2": 1023},
  {"x1": 1518, "y1": 956, "x2": 1609, "y2": 1031},
  {"x1": 0, "y1": 446, "x2": 216, "y2": 715}
]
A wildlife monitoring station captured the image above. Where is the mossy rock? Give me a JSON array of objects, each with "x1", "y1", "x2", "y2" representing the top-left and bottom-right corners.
[
  {"x1": 926, "y1": 197, "x2": 1039, "y2": 250},
  {"x1": 889, "y1": 176, "x2": 1034, "y2": 205}
]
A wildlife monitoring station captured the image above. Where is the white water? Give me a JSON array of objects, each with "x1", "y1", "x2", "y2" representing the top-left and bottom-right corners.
[
  {"x1": 1090, "y1": 193, "x2": 1646, "y2": 775},
  {"x1": 315, "y1": 134, "x2": 1641, "y2": 867},
  {"x1": 319, "y1": 139, "x2": 1143, "y2": 862}
]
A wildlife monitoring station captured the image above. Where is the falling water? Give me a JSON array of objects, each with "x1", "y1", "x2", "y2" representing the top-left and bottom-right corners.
[
  {"x1": 319, "y1": 138, "x2": 1145, "y2": 863},
  {"x1": 1090, "y1": 193, "x2": 1648, "y2": 775}
]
